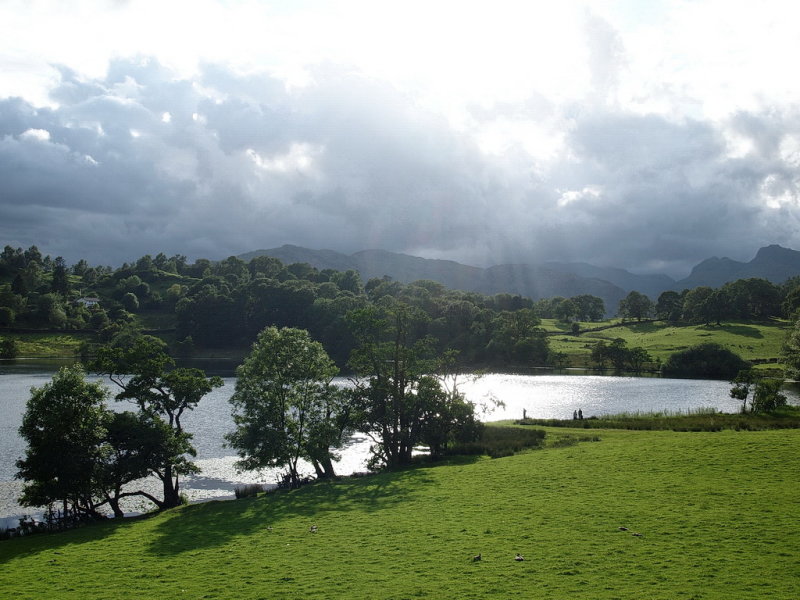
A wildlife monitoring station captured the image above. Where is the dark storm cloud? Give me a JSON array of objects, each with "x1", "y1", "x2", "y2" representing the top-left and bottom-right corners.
[{"x1": 0, "y1": 58, "x2": 798, "y2": 276}]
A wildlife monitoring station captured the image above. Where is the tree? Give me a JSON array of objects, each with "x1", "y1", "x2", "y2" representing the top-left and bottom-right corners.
[
  {"x1": 11, "y1": 273, "x2": 27, "y2": 296},
  {"x1": 554, "y1": 298, "x2": 578, "y2": 323},
  {"x1": 98, "y1": 411, "x2": 187, "y2": 517},
  {"x1": 486, "y1": 308, "x2": 549, "y2": 366},
  {"x1": 682, "y1": 287, "x2": 715, "y2": 323},
  {"x1": 16, "y1": 365, "x2": 109, "y2": 519},
  {"x1": 50, "y1": 256, "x2": 70, "y2": 296},
  {"x1": 751, "y1": 379, "x2": 787, "y2": 413},
  {"x1": 0, "y1": 307, "x2": 15, "y2": 327},
  {"x1": 783, "y1": 317, "x2": 800, "y2": 380},
  {"x1": 730, "y1": 369, "x2": 758, "y2": 412},
  {"x1": 591, "y1": 340, "x2": 610, "y2": 370},
  {"x1": 121, "y1": 292, "x2": 139, "y2": 312},
  {"x1": 662, "y1": 343, "x2": 750, "y2": 379},
  {"x1": 347, "y1": 301, "x2": 478, "y2": 469},
  {"x1": 571, "y1": 294, "x2": 605, "y2": 321},
  {"x1": 655, "y1": 291, "x2": 683, "y2": 322},
  {"x1": 91, "y1": 336, "x2": 223, "y2": 508},
  {"x1": 626, "y1": 346, "x2": 652, "y2": 373},
  {"x1": 226, "y1": 327, "x2": 352, "y2": 486},
  {"x1": 618, "y1": 291, "x2": 653, "y2": 322},
  {"x1": 0, "y1": 337, "x2": 18, "y2": 358},
  {"x1": 607, "y1": 338, "x2": 629, "y2": 370}
]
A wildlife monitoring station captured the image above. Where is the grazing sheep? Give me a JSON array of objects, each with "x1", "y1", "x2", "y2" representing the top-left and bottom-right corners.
[
  {"x1": 309, "y1": 525, "x2": 318, "y2": 533},
  {"x1": 514, "y1": 554, "x2": 524, "y2": 561},
  {"x1": 632, "y1": 532, "x2": 643, "y2": 537},
  {"x1": 618, "y1": 527, "x2": 628, "y2": 531},
  {"x1": 472, "y1": 553, "x2": 482, "y2": 562}
]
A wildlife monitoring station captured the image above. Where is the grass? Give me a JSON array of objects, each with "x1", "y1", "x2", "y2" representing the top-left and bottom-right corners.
[
  {"x1": 518, "y1": 406, "x2": 800, "y2": 432},
  {"x1": 1, "y1": 427, "x2": 798, "y2": 599},
  {"x1": 544, "y1": 319, "x2": 790, "y2": 369},
  {"x1": 1, "y1": 332, "x2": 92, "y2": 358}
]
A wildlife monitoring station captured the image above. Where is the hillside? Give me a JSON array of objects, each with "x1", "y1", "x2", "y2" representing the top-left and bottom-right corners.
[
  {"x1": 543, "y1": 319, "x2": 789, "y2": 370},
  {"x1": 242, "y1": 245, "x2": 630, "y2": 311},
  {"x1": 242, "y1": 244, "x2": 800, "y2": 309},
  {"x1": 2, "y1": 427, "x2": 797, "y2": 599}
]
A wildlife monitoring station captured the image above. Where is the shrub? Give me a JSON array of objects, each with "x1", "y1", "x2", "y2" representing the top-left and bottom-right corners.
[
  {"x1": 448, "y1": 426, "x2": 546, "y2": 458},
  {"x1": 0, "y1": 306, "x2": 15, "y2": 326},
  {"x1": 661, "y1": 343, "x2": 750, "y2": 379},
  {"x1": 234, "y1": 483, "x2": 265, "y2": 499},
  {"x1": 0, "y1": 338, "x2": 19, "y2": 359}
]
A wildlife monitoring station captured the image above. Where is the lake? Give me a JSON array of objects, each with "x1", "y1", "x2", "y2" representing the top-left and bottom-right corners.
[{"x1": 2, "y1": 361, "x2": 797, "y2": 524}]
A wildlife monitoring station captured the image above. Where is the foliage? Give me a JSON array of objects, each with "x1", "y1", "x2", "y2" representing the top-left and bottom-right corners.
[
  {"x1": 520, "y1": 405, "x2": 800, "y2": 431},
  {"x1": 226, "y1": 327, "x2": 352, "y2": 486},
  {"x1": 729, "y1": 369, "x2": 758, "y2": 412},
  {"x1": 590, "y1": 338, "x2": 652, "y2": 372},
  {"x1": 15, "y1": 365, "x2": 109, "y2": 518},
  {"x1": 0, "y1": 336, "x2": 19, "y2": 358},
  {"x1": 617, "y1": 290, "x2": 653, "y2": 321},
  {"x1": 782, "y1": 316, "x2": 800, "y2": 379},
  {"x1": 750, "y1": 379, "x2": 788, "y2": 413},
  {"x1": 233, "y1": 483, "x2": 264, "y2": 499},
  {"x1": 661, "y1": 342, "x2": 750, "y2": 379},
  {"x1": 91, "y1": 336, "x2": 223, "y2": 508},
  {"x1": 348, "y1": 301, "x2": 480, "y2": 468},
  {"x1": 446, "y1": 424, "x2": 545, "y2": 458}
]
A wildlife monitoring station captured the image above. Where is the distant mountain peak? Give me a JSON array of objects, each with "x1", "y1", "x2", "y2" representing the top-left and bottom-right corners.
[{"x1": 676, "y1": 244, "x2": 800, "y2": 289}]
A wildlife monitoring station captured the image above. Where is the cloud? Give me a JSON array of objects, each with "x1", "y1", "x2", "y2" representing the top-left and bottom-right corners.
[{"x1": 0, "y1": 55, "x2": 799, "y2": 278}]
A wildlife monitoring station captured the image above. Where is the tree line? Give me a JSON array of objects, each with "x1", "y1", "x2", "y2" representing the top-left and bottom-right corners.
[
  {"x1": 16, "y1": 301, "x2": 485, "y2": 521},
  {"x1": 3, "y1": 243, "x2": 800, "y2": 372},
  {"x1": 0, "y1": 245, "x2": 554, "y2": 369}
]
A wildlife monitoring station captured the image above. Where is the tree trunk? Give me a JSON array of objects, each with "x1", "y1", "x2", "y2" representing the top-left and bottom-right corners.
[{"x1": 160, "y1": 465, "x2": 181, "y2": 508}]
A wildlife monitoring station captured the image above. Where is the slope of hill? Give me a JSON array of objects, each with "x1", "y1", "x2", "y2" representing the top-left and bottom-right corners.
[
  {"x1": 544, "y1": 261, "x2": 675, "y2": 298},
  {"x1": 240, "y1": 243, "x2": 800, "y2": 309},
  {"x1": 242, "y1": 245, "x2": 628, "y2": 311}
]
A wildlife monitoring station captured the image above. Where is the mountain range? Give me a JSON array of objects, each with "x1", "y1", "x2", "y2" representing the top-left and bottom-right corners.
[{"x1": 238, "y1": 244, "x2": 800, "y2": 313}]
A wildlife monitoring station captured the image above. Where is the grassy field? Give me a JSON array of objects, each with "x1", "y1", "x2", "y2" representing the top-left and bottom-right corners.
[
  {"x1": 543, "y1": 319, "x2": 790, "y2": 368},
  {"x1": 2, "y1": 426, "x2": 798, "y2": 599},
  {"x1": 2, "y1": 332, "x2": 92, "y2": 358}
]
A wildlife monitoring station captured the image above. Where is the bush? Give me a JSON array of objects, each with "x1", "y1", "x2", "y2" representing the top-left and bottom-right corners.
[
  {"x1": 751, "y1": 379, "x2": 788, "y2": 413},
  {"x1": 0, "y1": 306, "x2": 15, "y2": 326},
  {"x1": 234, "y1": 483, "x2": 265, "y2": 499},
  {"x1": 661, "y1": 343, "x2": 750, "y2": 379},
  {"x1": 448, "y1": 426, "x2": 546, "y2": 458},
  {"x1": 0, "y1": 337, "x2": 19, "y2": 359}
]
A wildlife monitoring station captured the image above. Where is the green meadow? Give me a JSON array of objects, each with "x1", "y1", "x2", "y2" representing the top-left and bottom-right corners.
[
  {"x1": 544, "y1": 319, "x2": 790, "y2": 367},
  {"x1": 2, "y1": 426, "x2": 798, "y2": 599},
  {"x1": 2, "y1": 332, "x2": 90, "y2": 358}
]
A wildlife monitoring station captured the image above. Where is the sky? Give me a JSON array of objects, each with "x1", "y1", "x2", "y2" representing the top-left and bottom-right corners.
[{"x1": 1, "y1": 0, "x2": 800, "y2": 277}]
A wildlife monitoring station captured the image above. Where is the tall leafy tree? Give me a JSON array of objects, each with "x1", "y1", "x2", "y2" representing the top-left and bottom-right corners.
[
  {"x1": 91, "y1": 337, "x2": 223, "y2": 508},
  {"x1": 571, "y1": 294, "x2": 605, "y2": 321},
  {"x1": 16, "y1": 365, "x2": 109, "y2": 519},
  {"x1": 618, "y1": 291, "x2": 654, "y2": 321},
  {"x1": 655, "y1": 290, "x2": 683, "y2": 321},
  {"x1": 227, "y1": 327, "x2": 352, "y2": 486},
  {"x1": 50, "y1": 256, "x2": 70, "y2": 296},
  {"x1": 782, "y1": 317, "x2": 800, "y2": 380},
  {"x1": 347, "y1": 301, "x2": 479, "y2": 469}
]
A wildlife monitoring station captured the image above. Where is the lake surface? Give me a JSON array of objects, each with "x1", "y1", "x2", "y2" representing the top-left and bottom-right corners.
[{"x1": 2, "y1": 361, "x2": 797, "y2": 524}]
